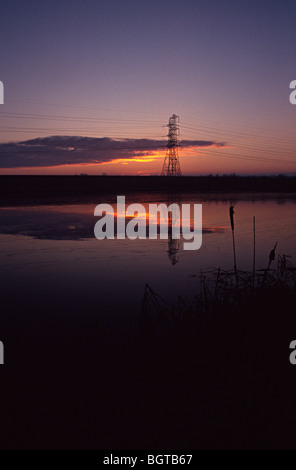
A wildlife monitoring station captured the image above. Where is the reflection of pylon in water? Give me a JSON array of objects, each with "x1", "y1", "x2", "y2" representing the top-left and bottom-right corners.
[
  {"x1": 162, "y1": 114, "x2": 181, "y2": 176},
  {"x1": 167, "y1": 206, "x2": 180, "y2": 266},
  {"x1": 168, "y1": 236, "x2": 179, "y2": 266}
]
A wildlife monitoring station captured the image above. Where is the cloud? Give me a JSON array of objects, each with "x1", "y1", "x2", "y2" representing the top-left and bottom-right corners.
[{"x1": 0, "y1": 136, "x2": 225, "y2": 168}]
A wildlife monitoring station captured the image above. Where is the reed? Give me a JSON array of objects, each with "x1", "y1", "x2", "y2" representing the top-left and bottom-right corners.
[
  {"x1": 229, "y1": 205, "x2": 238, "y2": 286},
  {"x1": 253, "y1": 216, "x2": 256, "y2": 289}
]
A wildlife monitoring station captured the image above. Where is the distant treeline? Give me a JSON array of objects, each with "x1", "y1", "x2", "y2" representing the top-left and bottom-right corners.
[{"x1": 0, "y1": 175, "x2": 295, "y2": 205}]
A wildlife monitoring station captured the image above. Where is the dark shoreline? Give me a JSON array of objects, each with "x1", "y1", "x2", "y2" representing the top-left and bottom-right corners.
[{"x1": 0, "y1": 175, "x2": 296, "y2": 205}]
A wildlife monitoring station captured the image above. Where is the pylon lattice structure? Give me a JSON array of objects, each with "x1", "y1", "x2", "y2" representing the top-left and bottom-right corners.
[{"x1": 162, "y1": 114, "x2": 181, "y2": 176}]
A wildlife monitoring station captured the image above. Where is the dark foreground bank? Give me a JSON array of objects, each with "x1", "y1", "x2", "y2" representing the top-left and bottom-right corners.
[
  {"x1": 1, "y1": 269, "x2": 296, "y2": 449},
  {"x1": 0, "y1": 175, "x2": 296, "y2": 205}
]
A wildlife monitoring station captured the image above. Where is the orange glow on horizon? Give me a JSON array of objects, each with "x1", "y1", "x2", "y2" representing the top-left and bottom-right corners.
[{"x1": 0, "y1": 141, "x2": 295, "y2": 175}]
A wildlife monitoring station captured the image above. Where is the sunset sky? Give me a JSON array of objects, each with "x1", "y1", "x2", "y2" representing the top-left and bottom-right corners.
[{"x1": 1, "y1": 0, "x2": 296, "y2": 175}]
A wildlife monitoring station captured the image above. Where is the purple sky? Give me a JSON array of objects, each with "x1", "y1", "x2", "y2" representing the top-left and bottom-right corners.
[{"x1": 1, "y1": 0, "x2": 296, "y2": 174}]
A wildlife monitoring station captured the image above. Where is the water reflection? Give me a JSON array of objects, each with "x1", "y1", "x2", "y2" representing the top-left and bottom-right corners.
[
  {"x1": 0, "y1": 194, "x2": 295, "y2": 299},
  {"x1": 166, "y1": 195, "x2": 180, "y2": 266},
  {"x1": 0, "y1": 200, "x2": 221, "y2": 246}
]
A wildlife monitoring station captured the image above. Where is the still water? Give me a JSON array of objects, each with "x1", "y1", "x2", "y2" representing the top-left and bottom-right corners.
[{"x1": 0, "y1": 193, "x2": 295, "y2": 322}]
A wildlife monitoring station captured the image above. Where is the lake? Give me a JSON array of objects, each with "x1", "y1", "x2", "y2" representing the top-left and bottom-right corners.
[{"x1": 0, "y1": 193, "x2": 295, "y2": 320}]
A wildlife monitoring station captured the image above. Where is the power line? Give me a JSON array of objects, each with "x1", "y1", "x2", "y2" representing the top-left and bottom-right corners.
[
  {"x1": 0, "y1": 111, "x2": 164, "y2": 124},
  {"x1": 181, "y1": 123, "x2": 296, "y2": 146},
  {"x1": 185, "y1": 147, "x2": 296, "y2": 165}
]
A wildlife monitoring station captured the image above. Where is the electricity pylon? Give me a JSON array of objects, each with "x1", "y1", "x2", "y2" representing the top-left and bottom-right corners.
[{"x1": 162, "y1": 114, "x2": 181, "y2": 176}]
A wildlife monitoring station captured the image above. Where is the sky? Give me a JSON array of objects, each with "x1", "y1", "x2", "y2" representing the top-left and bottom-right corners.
[{"x1": 0, "y1": 0, "x2": 296, "y2": 175}]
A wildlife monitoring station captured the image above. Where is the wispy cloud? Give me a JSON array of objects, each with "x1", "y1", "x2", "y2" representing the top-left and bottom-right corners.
[{"x1": 0, "y1": 136, "x2": 225, "y2": 168}]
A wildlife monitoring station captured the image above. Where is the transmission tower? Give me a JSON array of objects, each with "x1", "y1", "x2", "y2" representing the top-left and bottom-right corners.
[{"x1": 162, "y1": 114, "x2": 181, "y2": 176}]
